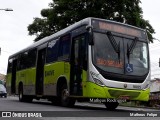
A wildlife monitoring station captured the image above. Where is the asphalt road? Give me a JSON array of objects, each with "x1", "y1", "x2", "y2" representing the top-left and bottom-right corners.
[{"x1": 0, "y1": 96, "x2": 160, "y2": 120}]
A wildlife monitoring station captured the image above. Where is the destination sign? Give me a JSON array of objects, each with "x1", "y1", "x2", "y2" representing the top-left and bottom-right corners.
[
  {"x1": 92, "y1": 20, "x2": 146, "y2": 38},
  {"x1": 96, "y1": 58, "x2": 123, "y2": 68}
]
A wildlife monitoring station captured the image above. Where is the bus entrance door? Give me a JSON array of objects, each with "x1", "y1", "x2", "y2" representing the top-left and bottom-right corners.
[
  {"x1": 70, "y1": 34, "x2": 87, "y2": 96},
  {"x1": 36, "y1": 48, "x2": 46, "y2": 95}
]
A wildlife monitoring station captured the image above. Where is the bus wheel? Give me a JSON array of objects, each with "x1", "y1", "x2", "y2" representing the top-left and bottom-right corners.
[
  {"x1": 19, "y1": 85, "x2": 25, "y2": 102},
  {"x1": 60, "y1": 85, "x2": 75, "y2": 107},
  {"x1": 51, "y1": 97, "x2": 61, "y2": 106},
  {"x1": 25, "y1": 96, "x2": 33, "y2": 103},
  {"x1": 104, "y1": 101, "x2": 119, "y2": 110}
]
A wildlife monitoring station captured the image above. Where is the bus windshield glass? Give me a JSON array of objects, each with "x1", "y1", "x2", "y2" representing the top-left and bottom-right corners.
[{"x1": 92, "y1": 32, "x2": 149, "y2": 76}]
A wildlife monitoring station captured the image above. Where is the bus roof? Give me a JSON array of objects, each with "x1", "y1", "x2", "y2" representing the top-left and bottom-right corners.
[
  {"x1": 9, "y1": 17, "x2": 90, "y2": 58},
  {"x1": 9, "y1": 17, "x2": 146, "y2": 59}
]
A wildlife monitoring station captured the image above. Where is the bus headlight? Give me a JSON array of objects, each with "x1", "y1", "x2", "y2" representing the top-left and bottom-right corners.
[{"x1": 90, "y1": 71, "x2": 104, "y2": 86}]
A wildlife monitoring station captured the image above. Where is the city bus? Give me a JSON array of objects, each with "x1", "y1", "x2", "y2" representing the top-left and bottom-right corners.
[{"x1": 6, "y1": 17, "x2": 151, "y2": 110}]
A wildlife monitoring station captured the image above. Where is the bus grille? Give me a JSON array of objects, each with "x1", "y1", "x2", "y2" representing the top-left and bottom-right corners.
[{"x1": 108, "y1": 89, "x2": 140, "y2": 99}]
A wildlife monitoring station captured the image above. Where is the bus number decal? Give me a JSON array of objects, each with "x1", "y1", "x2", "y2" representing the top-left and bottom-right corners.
[{"x1": 45, "y1": 70, "x2": 54, "y2": 77}]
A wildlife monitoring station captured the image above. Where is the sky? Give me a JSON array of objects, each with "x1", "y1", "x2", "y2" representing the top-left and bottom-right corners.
[
  {"x1": 0, "y1": 0, "x2": 160, "y2": 79},
  {"x1": 0, "y1": 0, "x2": 52, "y2": 74},
  {"x1": 140, "y1": 0, "x2": 160, "y2": 79}
]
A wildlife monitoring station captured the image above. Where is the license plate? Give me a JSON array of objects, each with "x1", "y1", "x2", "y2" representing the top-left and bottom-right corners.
[{"x1": 118, "y1": 95, "x2": 130, "y2": 100}]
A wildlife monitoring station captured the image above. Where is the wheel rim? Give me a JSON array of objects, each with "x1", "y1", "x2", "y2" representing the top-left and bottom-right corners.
[
  {"x1": 62, "y1": 89, "x2": 69, "y2": 101},
  {"x1": 19, "y1": 90, "x2": 22, "y2": 100}
]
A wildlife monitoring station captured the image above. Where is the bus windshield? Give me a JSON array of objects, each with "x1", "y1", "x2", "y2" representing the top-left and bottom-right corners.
[{"x1": 92, "y1": 32, "x2": 149, "y2": 76}]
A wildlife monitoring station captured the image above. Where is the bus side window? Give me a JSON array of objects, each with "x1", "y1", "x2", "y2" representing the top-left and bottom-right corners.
[
  {"x1": 83, "y1": 35, "x2": 88, "y2": 70},
  {"x1": 73, "y1": 34, "x2": 88, "y2": 70},
  {"x1": 17, "y1": 54, "x2": 23, "y2": 70},
  {"x1": 7, "y1": 58, "x2": 13, "y2": 73},
  {"x1": 17, "y1": 55, "x2": 21, "y2": 71},
  {"x1": 27, "y1": 49, "x2": 37, "y2": 68},
  {"x1": 58, "y1": 34, "x2": 71, "y2": 60},
  {"x1": 79, "y1": 34, "x2": 88, "y2": 70},
  {"x1": 19, "y1": 52, "x2": 28, "y2": 70},
  {"x1": 46, "y1": 39, "x2": 59, "y2": 63}
]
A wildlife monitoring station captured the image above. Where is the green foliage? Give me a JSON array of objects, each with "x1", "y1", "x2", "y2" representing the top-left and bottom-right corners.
[{"x1": 28, "y1": 0, "x2": 155, "y2": 42}]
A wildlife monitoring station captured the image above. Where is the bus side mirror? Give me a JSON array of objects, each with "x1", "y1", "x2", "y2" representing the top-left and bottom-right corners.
[{"x1": 86, "y1": 26, "x2": 94, "y2": 45}]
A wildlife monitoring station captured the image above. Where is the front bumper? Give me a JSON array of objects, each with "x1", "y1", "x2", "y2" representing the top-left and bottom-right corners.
[{"x1": 84, "y1": 82, "x2": 149, "y2": 101}]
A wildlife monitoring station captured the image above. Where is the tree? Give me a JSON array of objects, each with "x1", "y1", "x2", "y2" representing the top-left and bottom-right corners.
[{"x1": 28, "y1": 0, "x2": 155, "y2": 42}]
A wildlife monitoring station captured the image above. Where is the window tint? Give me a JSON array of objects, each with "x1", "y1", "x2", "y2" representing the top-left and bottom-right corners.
[
  {"x1": 58, "y1": 34, "x2": 71, "y2": 60},
  {"x1": 46, "y1": 39, "x2": 59, "y2": 63},
  {"x1": 27, "y1": 49, "x2": 37, "y2": 67},
  {"x1": 126, "y1": 41, "x2": 149, "y2": 76},
  {"x1": 7, "y1": 58, "x2": 13, "y2": 73},
  {"x1": 19, "y1": 52, "x2": 28, "y2": 70},
  {"x1": 73, "y1": 34, "x2": 88, "y2": 70},
  {"x1": 81, "y1": 35, "x2": 88, "y2": 70},
  {"x1": 17, "y1": 56, "x2": 21, "y2": 70},
  {"x1": 17, "y1": 49, "x2": 37, "y2": 70}
]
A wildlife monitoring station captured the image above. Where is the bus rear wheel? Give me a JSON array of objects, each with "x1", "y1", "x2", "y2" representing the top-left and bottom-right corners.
[
  {"x1": 104, "y1": 101, "x2": 119, "y2": 110},
  {"x1": 51, "y1": 97, "x2": 61, "y2": 106},
  {"x1": 19, "y1": 85, "x2": 33, "y2": 102},
  {"x1": 60, "y1": 85, "x2": 75, "y2": 107},
  {"x1": 19, "y1": 85, "x2": 25, "y2": 102}
]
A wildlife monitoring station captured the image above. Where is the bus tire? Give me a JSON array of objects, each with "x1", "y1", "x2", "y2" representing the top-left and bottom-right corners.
[
  {"x1": 25, "y1": 96, "x2": 33, "y2": 103},
  {"x1": 104, "y1": 101, "x2": 119, "y2": 110},
  {"x1": 60, "y1": 84, "x2": 75, "y2": 107},
  {"x1": 18, "y1": 84, "x2": 26, "y2": 102},
  {"x1": 51, "y1": 97, "x2": 61, "y2": 106}
]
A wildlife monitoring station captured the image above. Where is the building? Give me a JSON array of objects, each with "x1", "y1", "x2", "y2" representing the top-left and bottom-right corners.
[
  {"x1": 149, "y1": 78, "x2": 160, "y2": 107},
  {"x1": 150, "y1": 78, "x2": 160, "y2": 92}
]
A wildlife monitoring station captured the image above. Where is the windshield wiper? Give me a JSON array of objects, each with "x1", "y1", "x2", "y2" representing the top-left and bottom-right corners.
[
  {"x1": 106, "y1": 31, "x2": 120, "y2": 63},
  {"x1": 127, "y1": 37, "x2": 138, "y2": 63}
]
